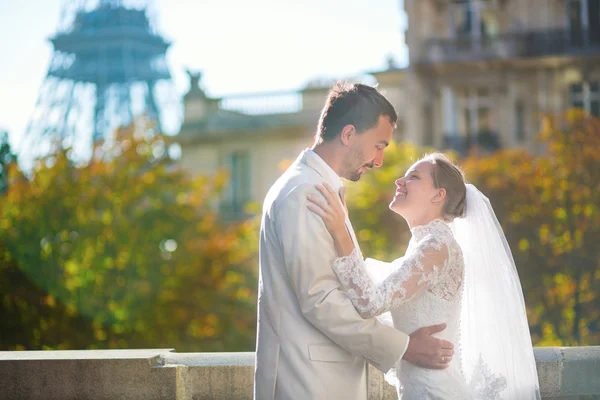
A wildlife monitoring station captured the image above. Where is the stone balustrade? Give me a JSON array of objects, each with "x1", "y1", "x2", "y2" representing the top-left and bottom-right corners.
[{"x1": 0, "y1": 347, "x2": 599, "y2": 399}]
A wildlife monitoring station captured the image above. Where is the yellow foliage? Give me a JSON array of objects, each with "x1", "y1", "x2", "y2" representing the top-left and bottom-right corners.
[
  {"x1": 464, "y1": 110, "x2": 600, "y2": 346},
  {"x1": 0, "y1": 125, "x2": 259, "y2": 351}
]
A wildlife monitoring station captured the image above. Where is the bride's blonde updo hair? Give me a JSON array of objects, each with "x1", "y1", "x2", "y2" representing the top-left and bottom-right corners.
[{"x1": 419, "y1": 152, "x2": 467, "y2": 220}]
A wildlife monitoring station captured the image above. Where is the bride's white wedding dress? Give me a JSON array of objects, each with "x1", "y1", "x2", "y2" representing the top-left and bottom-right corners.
[
  {"x1": 332, "y1": 185, "x2": 541, "y2": 398},
  {"x1": 333, "y1": 219, "x2": 507, "y2": 399}
]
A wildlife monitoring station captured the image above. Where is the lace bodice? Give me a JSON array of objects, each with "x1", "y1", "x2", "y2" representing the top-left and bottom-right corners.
[
  {"x1": 333, "y1": 219, "x2": 470, "y2": 399},
  {"x1": 332, "y1": 219, "x2": 464, "y2": 319},
  {"x1": 332, "y1": 219, "x2": 509, "y2": 399}
]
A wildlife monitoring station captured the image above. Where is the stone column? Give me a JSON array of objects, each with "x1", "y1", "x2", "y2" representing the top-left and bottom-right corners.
[
  {"x1": 404, "y1": 72, "x2": 425, "y2": 145},
  {"x1": 507, "y1": 79, "x2": 519, "y2": 147},
  {"x1": 441, "y1": 86, "x2": 459, "y2": 149}
]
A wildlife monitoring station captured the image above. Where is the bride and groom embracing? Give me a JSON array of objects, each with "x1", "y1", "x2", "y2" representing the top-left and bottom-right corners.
[{"x1": 254, "y1": 82, "x2": 540, "y2": 399}]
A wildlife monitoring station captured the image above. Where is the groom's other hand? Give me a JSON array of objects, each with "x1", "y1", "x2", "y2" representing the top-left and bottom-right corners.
[{"x1": 403, "y1": 323, "x2": 454, "y2": 369}]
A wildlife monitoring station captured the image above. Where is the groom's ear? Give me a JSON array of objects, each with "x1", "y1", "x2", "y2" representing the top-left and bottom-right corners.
[
  {"x1": 432, "y1": 188, "x2": 446, "y2": 204},
  {"x1": 340, "y1": 124, "x2": 356, "y2": 146}
]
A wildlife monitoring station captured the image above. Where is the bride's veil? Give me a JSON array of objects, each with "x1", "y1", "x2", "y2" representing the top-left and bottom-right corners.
[{"x1": 452, "y1": 184, "x2": 541, "y2": 399}]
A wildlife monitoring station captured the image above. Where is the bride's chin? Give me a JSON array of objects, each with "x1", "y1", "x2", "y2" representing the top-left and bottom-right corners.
[
  {"x1": 390, "y1": 201, "x2": 412, "y2": 217},
  {"x1": 389, "y1": 202, "x2": 402, "y2": 215}
]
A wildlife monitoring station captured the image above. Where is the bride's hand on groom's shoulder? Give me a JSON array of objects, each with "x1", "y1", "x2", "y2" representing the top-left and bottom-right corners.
[
  {"x1": 307, "y1": 182, "x2": 347, "y2": 239},
  {"x1": 403, "y1": 323, "x2": 454, "y2": 370}
]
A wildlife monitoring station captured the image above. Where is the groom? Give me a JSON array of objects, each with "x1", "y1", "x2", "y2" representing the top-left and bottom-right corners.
[{"x1": 254, "y1": 82, "x2": 454, "y2": 399}]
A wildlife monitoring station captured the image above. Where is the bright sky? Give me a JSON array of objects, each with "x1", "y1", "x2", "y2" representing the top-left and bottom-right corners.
[{"x1": 0, "y1": 0, "x2": 408, "y2": 147}]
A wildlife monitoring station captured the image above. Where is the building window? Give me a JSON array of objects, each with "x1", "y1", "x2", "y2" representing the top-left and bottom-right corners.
[
  {"x1": 592, "y1": 0, "x2": 600, "y2": 44},
  {"x1": 450, "y1": 1, "x2": 473, "y2": 37},
  {"x1": 569, "y1": 81, "x2": 600, "y2": 117},
  {"x1": 515, "y1": 100, "x2": 526, "y2": 143},
  {"x1": 449, "y1": 0, "x2": 498, "y2": 40},
  {"x1": 221, "y1": 151, "x2": 251, "y2": 217},
  {"x1": 459, "y1": 88, "x2": 499, "y2": 151},
  {"x1": 568, "y1": 0, "x2": 600, "y2": 45}
]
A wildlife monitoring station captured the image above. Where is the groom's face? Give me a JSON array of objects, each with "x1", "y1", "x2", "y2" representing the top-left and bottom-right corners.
[{"x1": 343, "y1": 115, "x2": 394, "y2": 182}]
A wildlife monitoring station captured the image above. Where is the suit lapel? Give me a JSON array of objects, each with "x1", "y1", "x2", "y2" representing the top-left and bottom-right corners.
[
  {"x1": 344, "y1": 214, "x2": 362, "y2": 257},
  {"x1": 301, "y1": 149, "x2": 362, "y2": 257}
]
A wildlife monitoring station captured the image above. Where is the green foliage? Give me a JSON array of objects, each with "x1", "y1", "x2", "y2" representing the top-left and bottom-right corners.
[
  {"x1": 346, "y1": 113, "x2": 599, "y2": 346},
  {"x1": 3, "y1": 110, "x2": 598, "y2": 351},
  {"x1": 464, "y1": 110, "x2": 600, "y2": 346},
  {"x1": 0, "y1": 131, "x2": 17, "y2": 195},
  {"x1": 0, "y1": 125, "x2": 259, "y2": 351},
  {"x1": 0, "y1": 241, "x2": 96, "y2": 350}
]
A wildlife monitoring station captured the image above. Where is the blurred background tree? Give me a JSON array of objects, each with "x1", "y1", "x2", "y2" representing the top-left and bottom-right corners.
[
  {"x1": 346, "y1": 111, "x2": 599, "y2": 346},
  {"x1": 464, "y1": 110, "x2": 600, "y2": 346},
  {"x1": 1, "y1": 111, "x2": 598, "y2": 351},
  {"x1": 0, "y1": 124, "x2": 259, "y2": 351},
  {"x1": 0, "y1": 131, "x2": 17, "y2": 195}
]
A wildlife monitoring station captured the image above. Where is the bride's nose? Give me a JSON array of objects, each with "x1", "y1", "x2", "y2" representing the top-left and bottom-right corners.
[{"x1": 395, "y1": 178, "x2": 404, "y2": 186}]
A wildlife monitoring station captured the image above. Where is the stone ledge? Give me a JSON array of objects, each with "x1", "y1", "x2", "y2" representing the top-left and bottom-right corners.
[
  {"x1": 0, "y1": 349, "x2": 173, "y2": 362},
  {"x1": 161, "y1": 352, "x2": 255, "y2": 400},
  {"x1": 535, "y1": 347, "x2": 563, "y2": 397},
  {"x1": 0, "y1": 349, "x2": 179, "y2": 400},
  {"x1": 0, "y1": 347, "x2": 598, "y2": 399},
  {"x1": 161, "y1": 352, "x2": 255, "y2": 367},
  {"x1": 535, "y1": 346, "x2": 600, "y2": 398}
]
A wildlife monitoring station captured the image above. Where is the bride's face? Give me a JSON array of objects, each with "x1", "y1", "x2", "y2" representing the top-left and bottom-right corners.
[{"x1": 389, "y1": 160, "x2": 441, "y2": 218}]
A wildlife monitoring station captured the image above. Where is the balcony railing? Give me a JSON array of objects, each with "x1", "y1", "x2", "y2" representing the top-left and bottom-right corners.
[
  {"x1": 443, "y1": 131, "x2": 501, "y2": 154},
  {"x1": 422, "y1": 28, "x2": 600, "y2": 64},
  {"x1": 218, "y1": 91, "x2": 303, "y2": 115},
  {"x1": 1, "y1": 347, "x2": 599, "y2": 399}
]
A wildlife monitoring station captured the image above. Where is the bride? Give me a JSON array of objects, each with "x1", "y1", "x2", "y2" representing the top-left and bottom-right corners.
[{"x1": 307, "y1": 152, "x2": 541, "y2": 399}]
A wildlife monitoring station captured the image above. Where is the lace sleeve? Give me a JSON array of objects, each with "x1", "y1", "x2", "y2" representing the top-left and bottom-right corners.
[
  {"x1": 364, "y1": 258, "x2": 397, "y2": 284},
  {"x1": 332, "y1": 236, "x2": 450, "y2": 318}
]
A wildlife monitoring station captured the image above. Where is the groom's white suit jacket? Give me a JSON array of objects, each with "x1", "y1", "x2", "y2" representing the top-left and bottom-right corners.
[{"x1": 254, "y1": 149, "x2": 408, "y2": 400}]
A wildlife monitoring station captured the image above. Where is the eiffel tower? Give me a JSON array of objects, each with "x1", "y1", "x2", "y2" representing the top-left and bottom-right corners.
[{"x1": 22, "y1": 0, "x2": 178, "y2": 159}]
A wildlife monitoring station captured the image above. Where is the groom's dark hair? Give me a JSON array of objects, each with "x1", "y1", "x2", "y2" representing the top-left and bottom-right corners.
[{"x1": 315, "y1": 82, "x2": 397, "y2": 144}]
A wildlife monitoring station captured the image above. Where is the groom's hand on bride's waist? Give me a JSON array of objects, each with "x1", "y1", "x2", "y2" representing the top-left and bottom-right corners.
[{"x1": 402, "y1": 323, "x2": 454, "y2": 369}]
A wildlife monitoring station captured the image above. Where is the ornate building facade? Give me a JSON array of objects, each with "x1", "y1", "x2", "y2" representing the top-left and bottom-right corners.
[
  {"x1": 177, "y1": 72, "x2": 332, "y2": 218},
  {"x1": 177, "y1": 0, "x2": 600, "y2": 216},
  {"x1": 394, "y1": 0, "x2": 600, "y2": 153}
]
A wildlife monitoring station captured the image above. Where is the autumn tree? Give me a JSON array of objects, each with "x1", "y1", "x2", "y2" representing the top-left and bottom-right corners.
[
  {"x1": 0, "y1": 125, "x2": 259, "y2": 351},
  {"x1": 345, "y1": 115, "x2": 599, "y2": 346},
  {"x1": 464, "y1": 110, "x2": 600, "y2": 346},
  {"x1": 0, "y1": 241, "x2": 97, "y2": 350}
]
